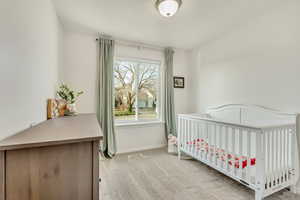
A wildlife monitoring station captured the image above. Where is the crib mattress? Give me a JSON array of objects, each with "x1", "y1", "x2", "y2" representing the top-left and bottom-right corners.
[{"x1": 186, "y1": 138, "x2": 256, "y2": 169}]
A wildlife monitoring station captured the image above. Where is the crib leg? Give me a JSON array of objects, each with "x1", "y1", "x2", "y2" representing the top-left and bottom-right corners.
[
  {"x1": 289, "y1": 185, "x2": 297, "y2": 194},
  {"x1": 178, "y1": 149, "x2": 181, "y2": 160},
  {"x1": 255, "y1": 191, "x2": 264, "y2": 200}
]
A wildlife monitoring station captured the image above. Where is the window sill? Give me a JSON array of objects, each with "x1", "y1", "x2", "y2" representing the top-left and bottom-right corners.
[{"x1": 115, "y1": 121, "x2": 165, "y2": 127}]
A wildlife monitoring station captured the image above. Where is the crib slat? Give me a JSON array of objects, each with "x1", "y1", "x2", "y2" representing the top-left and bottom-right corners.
[
  {"x1": 182, "y1": 118, "x2": 185, "y2": 150},
  {"x1": 186, "y1": 118, "x2": 189, "y2": 152},
  {"x1": 195, "y1": 120, "x2": 200, "y2": 159},
  {"x1": 232, "y1": 127, "x2": 236, "y2": 175},
  {"x1": 189, "y1": 120, "x2": 192, "y2": 155},
  {"x1": 269, "y1": 131, "x2": 273, "y2": 187},
  {"x1": 220, "y1": 125, "x2": 224, "y2": 168},
  {"x1": 207, "y1": 123, "x2": 212, "y2": 164},
  {"x1": 278, "y1": 129, "x2": 283, "y2": 183},
  {"x1": 198, "y1": 122, "x2": 202, "y2": 160},
  {"x1": 182, "y1": 118, "x2": 184, "y2": 148},
  {"x1": 284, "y1": 128, "x2": 288, "y2": 182},
  {"x1": 189, "y1": 120, "x2": 192, "y2": 153},
  {"x1": 200, "y1": 121, "x2": 203, "y2": 159},
  {"x1": 287, "y1": 128, "x2": 290, "y2": 180},
  {"x1": 205, "y1": 122, "x2": 209, "y2": 162},
  {"x1": 194, "y1": 120, "x2": 197, "y2": 157},
  {"x1": 206, "y1": 123, "x2": 209, "y2": 162},
  {"x1": 191, "y1": 120, "x2": 195, "y2": 157},
  {"x1": 291, "y1": 127, "x2": 295, "y2": 182},
  {"x1": 191, "y1": 120, "x2": 194, "y2": 154},
  {"x1": 277, "y1": 129, "x2": 281, "y2": 184},
  {"x1": 264, "y1": 131, "x2": 268, "y2": 188},
  {"x1": 186, "y1": 119, "x2": 190, "y2": 152},
  {"x1": 219, "y1": 126, "x2": 223, "y2": 168},
  {"x1": 265, "y1": 132, "x2": 271, "y2": 188},
  {"x1": 178, "y1": 118, "x2": 181, "y2": 154},
  {"x1": 280, "y1": 129, "x2": 285, "y2": 183},
  {"x1": 201, "y1": 122, "x2": 205, "y2": 160},
  {"x1": 213, "y1": 124, "x2": 217, "y2": 166},
  {"x1": 188, "y1": 119, "x2": 190, "y2": 153},
  {"x1": 274, "y1": 129, "x2": 278, "y2": 185},
  {"x1": 264, "y1": 132, "x2": 268, "y2": 188},
  {"x1": 282, "y1": 129, "x2": 287, "y2": 182},
  {"x1": 276, "y1": 129, "x2": 281, "y2": 184},
  {"x1": 246, "y1": 130, "x2": 251, "y2": 183},
  {"x1": 238, "y1": 128, "x2": 243, "y2": 178},
  {"x1": 256, "y1": 131, "x2": 265, "y2": 196},
  {"x1": 288, "y1": 127, "x2": 291, "y2": 179},
  {"x1": 193, "y1": 120, "x2": 197, "y2": 157},
  {"x1": 225, "y1": 126, "x2": 229, "y2": 172},
  {"x1": 274, "y1": 129, "x2": 278, "y2": 184},
  {"x1": 203, "y1": 122, "x2": 206, "y2": 161},
  {"x1": 271, "y1": 130, "x2": 275, "y2": 186},
  {"x1": 284, "y1": 128, "x2": 288, "y2": 181},
  {"x1": 183, "y1": 118, "x2": 186, "y2": 151},
  {"x1": 196, "y1": 121, "x2": 199, "y2": 158},
  {"x1": 216, "y1": 125, "x2": 219, "y2": 167},
  {"x1": 182, "y1": 118, "x2": 184, "y2": 149}
]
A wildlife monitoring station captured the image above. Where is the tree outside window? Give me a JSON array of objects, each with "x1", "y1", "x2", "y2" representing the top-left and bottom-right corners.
[{"x1": 113, "y1": 59, "x2": 160, "y2": 122}]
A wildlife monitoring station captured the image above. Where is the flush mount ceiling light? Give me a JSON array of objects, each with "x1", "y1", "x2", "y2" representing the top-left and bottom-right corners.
[{"x1": 155, "y1": 0, "x2": 182, "y2": 17}]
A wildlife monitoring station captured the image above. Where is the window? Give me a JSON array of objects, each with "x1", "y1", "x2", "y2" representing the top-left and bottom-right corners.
[{"x1": 113, "y1": 58, "x2": 161, "y2": 123}]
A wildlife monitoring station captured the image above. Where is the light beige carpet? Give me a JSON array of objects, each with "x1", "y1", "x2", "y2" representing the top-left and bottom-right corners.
[{"x1": 100, "y1": 148, "x2": 299, "y2": 200}]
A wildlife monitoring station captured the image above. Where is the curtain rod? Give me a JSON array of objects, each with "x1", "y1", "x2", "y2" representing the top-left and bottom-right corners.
[{"x1": 96, "y1": 37, "x2": 165, "y2": 52}]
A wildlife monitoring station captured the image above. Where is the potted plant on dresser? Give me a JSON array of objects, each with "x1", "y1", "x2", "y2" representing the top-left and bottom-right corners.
[{"x1": 57, "y1": 83, "x2": 83, "y2": 116}]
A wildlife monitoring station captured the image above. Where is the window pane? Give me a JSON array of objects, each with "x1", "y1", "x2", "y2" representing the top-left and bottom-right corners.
[
  {"x1": 137, "y1": 62, "x2": 159, "y2": 120},
  {"x1": 114, "y1": 60, "x2": 137, "y2": 121}
]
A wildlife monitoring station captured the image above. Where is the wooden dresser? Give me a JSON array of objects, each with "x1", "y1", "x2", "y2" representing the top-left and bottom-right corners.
[{"x1": 0, "y1": 114, "x2": 102, "y2": 200}]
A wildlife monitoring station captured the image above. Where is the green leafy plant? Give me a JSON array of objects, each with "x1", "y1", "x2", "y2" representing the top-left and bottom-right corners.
[
  {"x1": 57, "y1": 83, "x2": 83, "y2": 104},
  {"x1": 114, "y1": 110, "x2": 136, "y2": 116}
]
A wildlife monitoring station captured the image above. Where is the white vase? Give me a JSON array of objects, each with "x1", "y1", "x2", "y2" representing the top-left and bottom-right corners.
[{"x1": 66, "y1": 103, "x2": 77, "y2": 115}]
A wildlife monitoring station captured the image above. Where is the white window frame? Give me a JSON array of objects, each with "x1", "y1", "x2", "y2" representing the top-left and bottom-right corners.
[{"x1": 113, "y1": 57, "x2": 163, "y2": 125}]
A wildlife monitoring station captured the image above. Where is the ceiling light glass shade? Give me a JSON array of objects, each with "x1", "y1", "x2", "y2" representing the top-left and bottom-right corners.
[{"x1": 156, "y1": 0, "x2": 182, "y2": 17}]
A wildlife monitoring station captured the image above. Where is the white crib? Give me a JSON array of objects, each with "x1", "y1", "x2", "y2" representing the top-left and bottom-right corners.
[{"x1": 177, "y1": 104, "x2": 299, "y2": 200}]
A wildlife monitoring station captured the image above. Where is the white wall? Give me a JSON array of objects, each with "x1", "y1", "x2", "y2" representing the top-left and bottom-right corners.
[
  {"x1": 62, "y1": 30, "x2": 191, "y2": 153},
  {"x1": 189, "y1": 2, "x2": 300, "y2": 188},
  {"x1": 62, "y1": 31, "x2": 98, "y2": 113},
  {"x1": 0, "y1": 0, "x2": 62, "y2": 140},
  {"x1": 190, "y1": 1, "x2": 300, "y2": 113},
  {"x1": 173, "y1": 49, "x2": 192, "y2": 115}
]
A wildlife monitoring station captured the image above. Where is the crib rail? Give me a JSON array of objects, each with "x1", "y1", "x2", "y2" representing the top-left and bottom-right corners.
[
  {"x1": 262, "y1": 125, "x2": 296, "y2": 196},
  {"x1": 177, "y1": 115, "x2": 261, "y2": 188},
  {"x1": 177, "y1": 114, "x2": 297, "y2": 198}
]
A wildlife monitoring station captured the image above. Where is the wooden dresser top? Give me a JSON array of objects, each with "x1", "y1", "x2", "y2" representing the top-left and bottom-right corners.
[{"x1": 0, "y1": 114, "x2": 103, "y2": 151}]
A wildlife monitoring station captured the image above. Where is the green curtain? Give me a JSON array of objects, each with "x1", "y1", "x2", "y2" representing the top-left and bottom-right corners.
[
  {"x1": 164, "y1": 48, "x2": 177, "y2": 137},
  {"x1": 97, "y1": 37, "x2": 117, "y2": 158}
]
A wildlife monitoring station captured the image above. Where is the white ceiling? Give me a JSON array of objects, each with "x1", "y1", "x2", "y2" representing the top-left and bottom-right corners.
[{"x1": 53, "y1": 0, "x2": 284, "y2": 49}]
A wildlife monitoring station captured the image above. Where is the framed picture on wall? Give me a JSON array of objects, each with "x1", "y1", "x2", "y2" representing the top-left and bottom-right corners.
[{"x1": 173, "y1": 76, "x2": 184, "y2": 88}]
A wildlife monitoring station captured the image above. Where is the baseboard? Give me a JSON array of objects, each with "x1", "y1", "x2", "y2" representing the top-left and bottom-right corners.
[{"x1": 117, "y1": 144, "x2": 167, "y2": 154}]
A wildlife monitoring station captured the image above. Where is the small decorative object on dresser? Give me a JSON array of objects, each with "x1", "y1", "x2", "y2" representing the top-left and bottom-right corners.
[
  {"x1": 173, "y1": 76, "x2": 184, "y2": 88},
  {"x1": 57, "y1": 83, "x2": 83, "y2": 116},
  {"x1": 47, "y1": 99, "x2": 67, "y2": 119}
]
